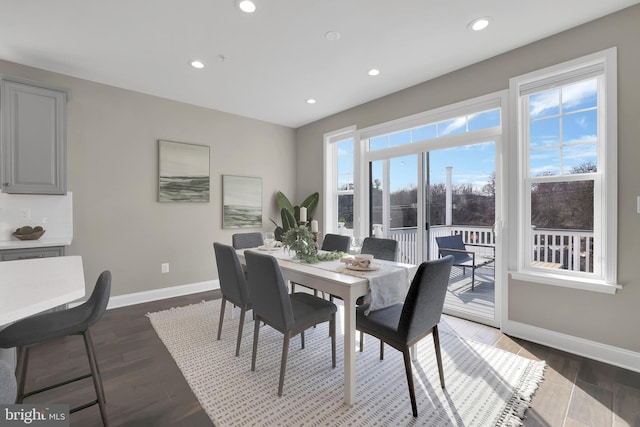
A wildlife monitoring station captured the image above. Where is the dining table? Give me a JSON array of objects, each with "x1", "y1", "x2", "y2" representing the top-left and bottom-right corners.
[
  {"x1": 237, "y1": 246, "x2": 417, "y2": 406},
  {"x1": 0, "y1": 255, "x2": 86, "y2": 366}
]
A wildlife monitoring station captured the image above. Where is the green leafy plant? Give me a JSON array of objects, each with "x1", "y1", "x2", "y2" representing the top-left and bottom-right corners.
[
  {"x1": 282, "y1": 225, "x2": 317, "y2": 260},
  {"x1": 270, "y1": 191, "x2": 319, "y2": 241},
  {"x1": 281, "y1": 225, "x2": 344, "y2": 264}
]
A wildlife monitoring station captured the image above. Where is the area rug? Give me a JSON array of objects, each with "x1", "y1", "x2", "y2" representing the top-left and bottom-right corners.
[{"x1": 147, "y1": 299, "x2": 544, "y2": 426}]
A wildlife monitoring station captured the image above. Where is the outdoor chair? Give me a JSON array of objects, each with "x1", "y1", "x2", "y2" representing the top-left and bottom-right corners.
[
  {"x1": 356, "y1": 255, "x2": 454, "y2": 417},
  {"x1": 435, "y1": 234, "x2": 494, "y2": 291}
]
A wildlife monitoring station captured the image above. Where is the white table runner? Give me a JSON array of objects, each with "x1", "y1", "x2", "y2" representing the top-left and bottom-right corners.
[{"x1": 248, "y1": 248, "x2": 410, "y2": 313}]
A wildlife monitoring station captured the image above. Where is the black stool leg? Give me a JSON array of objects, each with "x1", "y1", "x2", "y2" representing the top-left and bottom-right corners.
[
  {"x1": 15, "y1": 346, "x2": 29, "y2": 403},
  {"x1": 83, "y1": 330, "x2": 109, "y2": 426}
]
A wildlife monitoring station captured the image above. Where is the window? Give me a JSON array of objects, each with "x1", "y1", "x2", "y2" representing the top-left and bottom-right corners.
[
  {"x1": 336, "y1": 137, "x2": 354, "y2": 228},
  {"x1": 510, "y1": 48, "x2": 618, "y2": 293},
  {"x1": 324, "y1": 127, "x2": 356, "y2": 234},
  {"x1": 368, "y1": 108, "x2": 500, "y2": 151}
]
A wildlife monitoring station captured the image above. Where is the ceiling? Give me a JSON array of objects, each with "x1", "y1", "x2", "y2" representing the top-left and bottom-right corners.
[{"x1": 1, "y1": 1, "x2": 638, "y2": 128}]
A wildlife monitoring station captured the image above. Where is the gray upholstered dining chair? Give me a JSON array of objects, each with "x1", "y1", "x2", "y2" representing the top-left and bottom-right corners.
[
  {"x1": 213, "y1": 242, "x2": 253, "y2": 357},
  {"x1": 356, "y1": 255, "x2": 454, "y2": 417},
  {"x1": 0, "y1": 271, "x2": 112, "y2": 426},
  {"x1": 0, "y1": 360, "x2": 17, "y2": 404},
  {"x1": 321, "y1": 233, "x2": 351, "y2": 253},
  {"x1": 245, "y1": 251, "x2": 337, "y2": 396},
  {"x1": 291, "y1": 233, "x2": 350, "y2": 295},
  {"x1": 232, "y1": 232, "x2": 264, "y2": 249},
  {"x1": 361, "y1": 237, "x2": 398, "y2": 262}
]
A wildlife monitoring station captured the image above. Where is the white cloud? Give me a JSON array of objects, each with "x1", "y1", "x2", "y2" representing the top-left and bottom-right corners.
[
  {"x1": 439, "y1": 117, "x2": 466, "y2": 135},
  {"x1": 529, "y1": 79, "x2": 596, "y2": 118}
]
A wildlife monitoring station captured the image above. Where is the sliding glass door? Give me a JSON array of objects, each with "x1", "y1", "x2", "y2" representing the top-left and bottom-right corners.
[
  {"x1": 368, "y1": 142, "x2": 498, "y2": 326},
  {"x1": 426, "y1": 142, "x2": 497, "y2": 324},
  {"x1": 370, "y1": 155, "x2": 420, "y2": 264}
]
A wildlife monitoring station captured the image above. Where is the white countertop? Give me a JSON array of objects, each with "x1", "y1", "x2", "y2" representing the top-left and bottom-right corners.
[
  {"x1": 0, "y1": 255, "x2": 85, "y2": 325},
  {"x1": 0, "y1": 236, "x2": 73, "y2": 250}
]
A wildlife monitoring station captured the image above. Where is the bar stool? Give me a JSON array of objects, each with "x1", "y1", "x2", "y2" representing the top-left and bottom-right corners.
[{"x1": 0, "y1": 271, "x2": 111, "y2": 426}]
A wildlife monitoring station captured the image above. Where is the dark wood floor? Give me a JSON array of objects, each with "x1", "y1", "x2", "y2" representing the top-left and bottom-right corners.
[{"x1": 19, "y1": 290, "x2": 640, "y2": 426}]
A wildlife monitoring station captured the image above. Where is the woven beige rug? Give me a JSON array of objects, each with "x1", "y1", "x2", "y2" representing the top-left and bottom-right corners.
[{"x1": 148, "y1": 299, "x2": 544, "y2": 426}]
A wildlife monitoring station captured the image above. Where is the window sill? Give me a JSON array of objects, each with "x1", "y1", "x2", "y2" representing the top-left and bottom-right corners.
[{"x1": 509, "y1": 270, "x2": 621, "y2": 295}]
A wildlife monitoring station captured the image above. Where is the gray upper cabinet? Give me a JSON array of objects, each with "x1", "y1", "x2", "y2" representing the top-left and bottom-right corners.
[{"x1": 0, "y1": 76, "x2": 70, "y2": 194}]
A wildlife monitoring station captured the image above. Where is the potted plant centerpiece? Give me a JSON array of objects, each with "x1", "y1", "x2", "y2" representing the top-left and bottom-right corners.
[
  {"x1": 282, "y1": 225, "x2": 317, "y2": 261},
  {"x1": 282, "y1": 225, "x2": 347, "y2": 264}
]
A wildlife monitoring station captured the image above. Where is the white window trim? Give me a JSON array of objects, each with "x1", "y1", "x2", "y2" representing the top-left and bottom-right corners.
[
  {"x1": 323, "y1": 126, "x2": 357, "y2": 236},
  {"x1": 508, "y1": 47, "x2": 620, "y2": 294}
]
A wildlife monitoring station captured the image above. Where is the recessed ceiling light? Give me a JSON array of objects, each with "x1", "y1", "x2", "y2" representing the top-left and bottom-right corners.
[
  {"x1": 190, "y1": 60, "x2": 205, "y2": 69},
  {"x1": 368, "y1": 68, "x2": 380, "y2": 76},
  {"x1": 324, "y1": 31, "x2": 341, "y2": 41},
  {"x1": 306, "y1": 99, "x2": 317, "y2": 104},
  {"x1": 469, "y1": 17, "x2": 490, "y2": 31},
  {"x1": 236, "y1": 0, "x2": 256, "y2": 13}
]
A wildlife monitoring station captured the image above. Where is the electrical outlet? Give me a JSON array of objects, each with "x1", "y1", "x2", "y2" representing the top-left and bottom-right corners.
[
  {"x1": 161, "y1": 263, "x2": 169, "y2": 273},
  {"x1": 19, "y1": 208, "x2": 31, "y2": 220}
]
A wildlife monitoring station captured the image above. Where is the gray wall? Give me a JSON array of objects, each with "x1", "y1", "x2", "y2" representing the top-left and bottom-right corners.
[
  {"x1": 0, "y1": 60, "x2": 296, "y2": 298},
  {"x1": 295, "y1": 5, "x2": 640, "y2": 353}
]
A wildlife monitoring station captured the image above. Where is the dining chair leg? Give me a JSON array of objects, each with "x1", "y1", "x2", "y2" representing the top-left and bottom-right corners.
[
  {"x1": 84, "y1": 330, "x2": 109, "y2": 426},
  {"x1": 433, "y1": 326, "x2": 445, "y2": 388},
  {"x1": 471, "y1": 268, "x2": 475, "y2": 291},
  {"x1": 217, "y1": 297, "x2": 227, "y2": 340},
  {"x1": 380, "y1": 340, "x2": 385, "y2": 360},
  {"x1": 402, "y1": 348, "x2": 418, "y2": 417},
  {"x1": 300, "y1": 331, "x2": 305, "y2": 349},
  {"x1": 251, "y1": 317, "x2": 261, "y2": 372},
  {"x1": 330, "y1": 314, "x2": 336, "y2": 368},
  {"x1": 278, "y1": 332, "x2": 291, "y2": 397},
  {"x1": 359, "y1": 331, "x2": 364, "y2": 352},
  {"x1": 235, "y1": 306, "x2": 246, "y2": 357}
]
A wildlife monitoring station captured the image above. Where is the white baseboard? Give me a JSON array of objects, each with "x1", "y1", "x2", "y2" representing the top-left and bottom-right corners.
[
  {"x1": 69, "y1": 280, "x2": 220, "y2": 310},
  {"x1": 503, "y1": 319, "x2": 640, "y2": 373},
  {"x1": 107, "y1": 280, "x2": 220, "y2": 310}
]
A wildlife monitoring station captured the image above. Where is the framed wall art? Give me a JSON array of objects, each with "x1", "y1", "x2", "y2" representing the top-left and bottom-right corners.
[
  {"x1": 158, "y1": 140, "x2": 210, "y2": 202},
  {"x1": 222, "y1": 175, "x2": 262, "y2": 228}
]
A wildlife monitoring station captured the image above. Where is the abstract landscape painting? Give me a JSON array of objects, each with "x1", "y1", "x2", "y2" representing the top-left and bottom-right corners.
[
  {"x1": 159, "y1": 140, "x2": 210, "y2": 202},
  {"x1": 223, "y1": 175, "x2": 262, "y2": 228}
]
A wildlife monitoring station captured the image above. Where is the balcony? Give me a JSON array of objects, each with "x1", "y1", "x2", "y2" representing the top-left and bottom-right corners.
[{"x1": 386, "y1": 225, "x2": 594, "y2": 320}]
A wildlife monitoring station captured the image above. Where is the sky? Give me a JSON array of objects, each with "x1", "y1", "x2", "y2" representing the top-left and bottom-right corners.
[
  {"x1": 370, "y1": 142, "x2": 495, "y2": 193},
  {"x1": 341, "y1": 78, "x2": 598, "y2": 192}
]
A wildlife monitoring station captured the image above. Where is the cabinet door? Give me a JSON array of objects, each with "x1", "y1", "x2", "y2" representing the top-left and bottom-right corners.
[
  {"x1": 1, "y1": 78, "x2": 68, "y2": 194},
  {"x1": 0, "y1": 246, "x2": 66, "y2": 261}
]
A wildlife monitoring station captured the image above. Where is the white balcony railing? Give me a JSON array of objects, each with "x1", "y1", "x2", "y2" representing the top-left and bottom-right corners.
[{"x1": 386, "y1": 225, "x2": 594, "y2": 273}]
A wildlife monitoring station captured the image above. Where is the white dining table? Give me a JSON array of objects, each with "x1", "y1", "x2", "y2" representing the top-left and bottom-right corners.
[
  {"x1": 237, "y1": 248, "x2": 416, "y2": 406},
  {"x1": 0, "y1": 256, "x2": 86, "y2": 366}
]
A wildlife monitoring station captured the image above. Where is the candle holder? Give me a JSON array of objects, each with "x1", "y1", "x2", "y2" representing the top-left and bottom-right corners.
[{"x1": 312, "y1": 231, "x2": 319, "y2": 250}]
